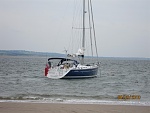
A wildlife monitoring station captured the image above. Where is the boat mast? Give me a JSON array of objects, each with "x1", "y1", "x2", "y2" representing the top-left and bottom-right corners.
[
  {"x1": 89, "y1": 0, "x2": 99, "y2": 60},
  {"x1": 82, "y1": 0, "x2": 85, "y2": 64}
]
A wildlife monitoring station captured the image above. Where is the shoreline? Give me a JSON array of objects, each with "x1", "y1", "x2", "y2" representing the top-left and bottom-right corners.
[
  {"x1": 0, "y1": 99, "x2": 150, "y2": 107},
  {"x1": 0, "y1": 102, "x2": 150, "y2": 113}
]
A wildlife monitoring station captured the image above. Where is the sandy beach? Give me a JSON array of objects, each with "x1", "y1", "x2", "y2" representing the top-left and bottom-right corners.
[{"x1": 0, "y1": 102, "x2": 149, "y2": 113}]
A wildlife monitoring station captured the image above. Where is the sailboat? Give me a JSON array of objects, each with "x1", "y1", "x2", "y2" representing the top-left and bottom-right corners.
[{"x1": 44, "y1": 0, "x2": 99, "y2": 79}]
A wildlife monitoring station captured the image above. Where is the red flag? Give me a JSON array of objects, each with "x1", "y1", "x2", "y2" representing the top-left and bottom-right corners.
[{"x1": 45, "y1": 64, "x2": 49, "y2": 76}]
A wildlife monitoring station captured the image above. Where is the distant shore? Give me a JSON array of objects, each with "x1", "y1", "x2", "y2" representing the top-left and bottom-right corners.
[
  {"x1": 0, "y1": 50, "x2": 65, "y2": 57},
  {"x1": 0, "y1": 50, "x2": 150, "y2": 59},
  {"x1": 0, "y1": 102, "x2": 150, "y2": 113}
]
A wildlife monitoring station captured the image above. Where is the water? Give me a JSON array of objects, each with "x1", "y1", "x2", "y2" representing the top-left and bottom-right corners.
[{"x1": 0, "y1": 56, "x2": 150, "y2": 106}]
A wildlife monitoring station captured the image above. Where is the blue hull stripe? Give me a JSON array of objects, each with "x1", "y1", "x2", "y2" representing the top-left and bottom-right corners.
[{"x1": 63, "y1": 67, "x2": 98, "y2": 79}]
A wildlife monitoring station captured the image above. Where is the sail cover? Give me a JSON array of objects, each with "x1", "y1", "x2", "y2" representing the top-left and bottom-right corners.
[{"x1": 76, "y1": 48, "x2": 84, "y2": 56}]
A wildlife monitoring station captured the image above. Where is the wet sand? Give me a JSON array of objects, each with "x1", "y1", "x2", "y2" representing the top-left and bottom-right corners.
[{"x1": 0, "y1": 102, "x2": 149, "y2": 113}]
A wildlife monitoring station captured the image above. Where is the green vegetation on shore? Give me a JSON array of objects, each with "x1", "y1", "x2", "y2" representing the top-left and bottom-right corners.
[{"x1": 0, "y1": 50, "x2": 65, "y2": 57}]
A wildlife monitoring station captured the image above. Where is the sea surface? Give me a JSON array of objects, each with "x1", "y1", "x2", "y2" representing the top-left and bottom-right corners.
[{"x1": 0, "y1": 55, "x2": 150, "y2": 106}]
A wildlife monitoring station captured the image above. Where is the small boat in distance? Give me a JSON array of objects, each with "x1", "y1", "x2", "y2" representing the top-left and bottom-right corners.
[{"x1": 45, "y1": 0, "x2": 99, "y2": 79}]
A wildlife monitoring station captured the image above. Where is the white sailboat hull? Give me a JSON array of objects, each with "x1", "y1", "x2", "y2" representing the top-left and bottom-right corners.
[{"x1": 46, "y1": 65, "x2": 98, "y2": 79}]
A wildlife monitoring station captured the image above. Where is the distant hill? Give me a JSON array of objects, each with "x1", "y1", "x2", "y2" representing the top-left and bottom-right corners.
[
  {"x1": 0, "y1": 50, "x2": 65, "y2": 57},
  {"x1": 1, "y1": 50, "x2": 149, "y2": 60}
]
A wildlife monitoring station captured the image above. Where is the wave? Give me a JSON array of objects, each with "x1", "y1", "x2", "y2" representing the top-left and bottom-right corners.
[
  {"x1": 0, "y1": 93, "x2": 118, "y2": 101},
  {"x1": 1, "y1": 94, "x2": 150, "y2": 106}
]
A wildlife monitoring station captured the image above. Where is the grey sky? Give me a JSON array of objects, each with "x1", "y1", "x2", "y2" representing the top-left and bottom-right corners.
[{"x1": 0, "y1": 0, "x2": 150, "y2": 58}]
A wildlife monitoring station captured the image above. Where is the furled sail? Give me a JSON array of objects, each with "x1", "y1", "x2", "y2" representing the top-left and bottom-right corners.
[{"x1": 76, "y1": 48, "x2": 84, "y2": 56}]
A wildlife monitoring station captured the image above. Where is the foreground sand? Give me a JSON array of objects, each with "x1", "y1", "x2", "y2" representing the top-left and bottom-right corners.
[{"x1": 0, "y1": 102, "x2": 149, "y2": 113}]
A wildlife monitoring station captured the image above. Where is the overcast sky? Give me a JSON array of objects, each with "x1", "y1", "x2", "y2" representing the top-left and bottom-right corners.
[{"x1": 0, "y1": 0, "x2": 150, "y2": 58}]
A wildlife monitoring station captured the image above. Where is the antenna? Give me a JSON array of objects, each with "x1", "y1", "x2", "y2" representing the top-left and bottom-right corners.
[{"x1": 64, "y1": 47, "x2": 68, "y2": 55}]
